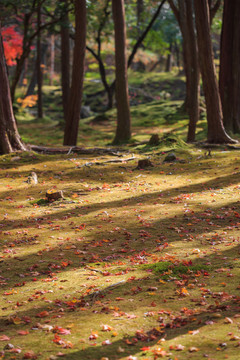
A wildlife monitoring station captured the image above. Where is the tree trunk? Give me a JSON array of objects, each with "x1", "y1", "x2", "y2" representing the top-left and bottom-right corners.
[
  {"x1": 11, "y1": 50, "x2": 30, "y2": 101},
  {"x1": 0, "y1": 24, "x2": 26, "y2": 154},
  {"x1": 49, "y1": 34, "x2": 55, "y2": 86},
  {"x1": 10, "y1": 12, "x2": 32, "y2": 101},
  {"x1": 194, "y1": 0, "x2": 236, "y2": 144},
  {"x1": 37, "y1": 1, "x2": 43, "y2": 119},
  {"x1": 112, "y1": 0, "x2": 131, "y2": 144},
  {"x1": 63, "y1": 0, "x2": 86, "y2": 146},
  {"x1": 137, "y1": 0, "x2": 144, "y2": 36},
  {"x1": 25, "y1": 43, "x2": 48, "y2": 98},
  {"x1": 219, "y1": 0, "x2": 240, "y2": 133},
  {"x1": 61, "y1": 0, "x2": 70, "y2": 123},
  {"x1": 165, "y1": 42, "x2": 173, "y2": 72},
  {"x1": 184, "y1": 0, "x2": 199, "y2": 142},
  {"x1": 171, "y1": 0, "x2": 200, "y2": 142}
]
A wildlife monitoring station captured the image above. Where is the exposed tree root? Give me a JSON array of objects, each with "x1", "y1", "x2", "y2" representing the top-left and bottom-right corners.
[{"x1": 29, "y1": 145, "x2": 128, "y2": 156}]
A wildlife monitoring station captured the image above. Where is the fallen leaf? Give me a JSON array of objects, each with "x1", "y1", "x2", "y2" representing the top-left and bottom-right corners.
[
  {"x1": 189, "y1": 347, "x2": 199, "y2": 352},
  {"x1": 0, "y1": 335, "x2": 10, "y2": 341},
  {"x1": 17, "y1": 330, "x2": 29, "y2": 336},
  {"x1": 36, "y1": 311, "x2": 49, "y2": 318},
  {"x1": 224, "y1": 317, "x2": 233, "y2": 324}
]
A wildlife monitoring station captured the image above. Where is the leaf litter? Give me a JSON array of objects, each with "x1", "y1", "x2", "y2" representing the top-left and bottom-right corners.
[{"x1": 0, "y1": 150, "x2": 240, "y2": 359}]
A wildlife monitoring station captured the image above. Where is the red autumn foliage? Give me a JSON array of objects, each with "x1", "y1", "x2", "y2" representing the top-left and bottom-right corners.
[{"x1": 2, "y1": 26, "x2": 23, "y2": 66}]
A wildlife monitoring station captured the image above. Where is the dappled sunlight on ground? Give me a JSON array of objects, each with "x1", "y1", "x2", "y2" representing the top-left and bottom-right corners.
[{"x1": 0, "y1": 148, "x2": 240, "y2": 359}]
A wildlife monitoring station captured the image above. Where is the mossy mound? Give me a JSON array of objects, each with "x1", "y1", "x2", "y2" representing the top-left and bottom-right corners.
[{"x1": 158, "y1": 133, "x2": 188, "y2": 149}]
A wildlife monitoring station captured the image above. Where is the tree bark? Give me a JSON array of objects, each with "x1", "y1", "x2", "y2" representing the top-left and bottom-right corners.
[
  {"x1": 61, "y1": 0, "x2": 70, "y2": 123},
  {"x1": 63, "y1": 0, "x2": 86, "y2": 146},
  {"x1": 37, "y1": 1, "x2": 43, "y2": 119},
  {"x1": 183, "y1": 0, "x2": 199, "y2": 142},
  {"x1": 25, "y1": 43, "x2": 48, "y2": 97},
  {"x1": 170, "y1": 0, "x2": 199, "y2": 142},
  {"x1": 194, "y1": 0, "x2": 236, "y2": 143},
  {"x1": 165, "y1": 42, "x2": 173, "y2": 72},
  {"x1": 112, "y1": 0, "x2": 131, "y2": 144},
  {"x1": 49, "y1": 34, "x2": 55, "y2": 86},
  {"x1": 137, "y1": 0, "x2": 144, "y2": 36},
  {"x1": 219, "y1": 0, "x2": 240, "y2": 133},
  {"x1": 0, "y1": 24, "x2": 26, "y2": 154}
]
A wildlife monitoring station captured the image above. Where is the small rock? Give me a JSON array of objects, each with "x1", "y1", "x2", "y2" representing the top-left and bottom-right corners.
[
  {"x1": 80, "y1": 105, "x2": 91, "y2": 118},
  {"x1": 163, "y1": 152, "x2": 177, "y2": 162},
  {"x1": 27, "y1": 172, "x2": 38, "y2": 184},
  {"x1": 46, "y1": 189, "x2": 63, "y2": 201},
  {"x1": 136, "y1": 159, "x2": 153, "y2": 169}
]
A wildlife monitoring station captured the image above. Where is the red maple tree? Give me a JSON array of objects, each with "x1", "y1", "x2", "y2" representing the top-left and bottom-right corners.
[{"x1": 2, "y1": 26, "x2": 23, "y2": 66}]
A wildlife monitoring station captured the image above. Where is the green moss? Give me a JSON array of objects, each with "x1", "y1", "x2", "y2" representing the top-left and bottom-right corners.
[{"x1": 144, "y1": 261, "x2": 211, "y2": 279}]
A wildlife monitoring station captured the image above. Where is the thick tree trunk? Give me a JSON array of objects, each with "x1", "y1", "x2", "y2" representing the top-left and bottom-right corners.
[
  {"x1": 194, "y1": 0, "x2": 236, "y2": 144},
  {"x1": 63, "y1": 0, "x2": 86, "y2": 146},
  {"x1": 0, "y1": 24, "x2": 26, "y2": 154},
  {"x1": 170, "y1": 0, "x2": 200, "y2": 141},
  {"x1": 219, "y1": 0, "x2": 240, "y2": 133},
  {"x1": 112, "y1": 0, "x2": 131, "y2": 144},
  {"x1": 61, "y1": 0, "x2": 70, "y2": 123},
  {"x1": 172, "y1": 0, "x2": 199, "y2": 142}
]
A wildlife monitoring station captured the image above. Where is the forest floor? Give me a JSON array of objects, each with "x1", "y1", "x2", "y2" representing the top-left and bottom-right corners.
[{"x1": 1, "y1": 72, "x2": 240, "y2": 360}]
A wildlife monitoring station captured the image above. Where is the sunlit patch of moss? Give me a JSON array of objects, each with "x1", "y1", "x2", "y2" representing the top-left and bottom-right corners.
[{"x1": 144, "y1": 261, "x2": 211, "y2": 279}]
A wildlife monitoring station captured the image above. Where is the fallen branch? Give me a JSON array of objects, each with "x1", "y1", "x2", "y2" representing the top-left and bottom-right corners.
[
  {"x1": 29, "y1": 145, "x2": 127, "y2": 156},
  {"x1": 77, "y1": 156, "x2": 136, "y2": 167}
]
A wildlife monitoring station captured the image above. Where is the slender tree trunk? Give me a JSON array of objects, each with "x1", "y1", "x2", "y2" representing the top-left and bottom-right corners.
[
  {"x1": 165, "y1": 42, "x2": 173, "y2": 72},
  {"x1": 0, "y1": 24, "x2": 26, "y2": 154},
  {"x1": 61, "y1": 0, "x2": 70, "y2": 123},
  {"x1": 194, "y1": 0, "x2": 236, "y2": 143},
  {"x1": 112, "y1": 0, "x2": 131, "y2": 144},
  {"x1": 25, "y1": 43, "x2": 48, "y2": 97},
  {"x1": 219, "y1": 0, "x2": 240, "y2": 133},
  {"x1": 174, "y1": 41, "x2": 180, "y2": 69},
  {"x1": 19, "y1": 58, "x2": 28, "y2": 86},
  {"x1": 49, "y1": 34, "x2": 55, "y2": 86},
  {"x1": 37, "y1": 1, "x2": 43, "y2": 118},
  {"x1": 63, "y1": 0, "x2": 86, "y2": 146},
  {"x1": 10, "y1": 12, "x2": 32, "y2": 101},
  {"x1": 137, "y1": 0, "x2": 144, "y2": 36},
  {"x1": 11, "y1": 51, "x2": 30, "y2": 101}
]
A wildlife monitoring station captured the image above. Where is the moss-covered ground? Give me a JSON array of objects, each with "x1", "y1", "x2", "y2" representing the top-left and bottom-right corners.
[{"x1": 1, "y1": 72, "x2": 240, "y2": 360}]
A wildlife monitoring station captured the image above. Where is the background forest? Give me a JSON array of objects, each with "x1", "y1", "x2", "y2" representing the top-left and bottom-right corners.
[{"x1": 0, "y1": 0, "x2": 240, "y2": 152}]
